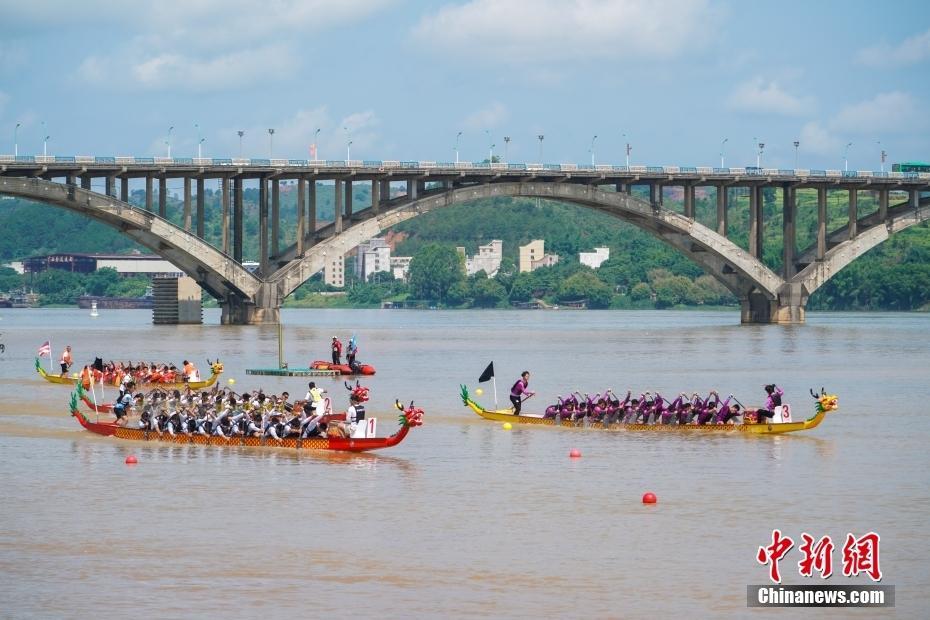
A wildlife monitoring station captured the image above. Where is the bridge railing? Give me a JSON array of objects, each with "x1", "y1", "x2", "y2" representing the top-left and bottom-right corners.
[{"x1": 3, "y1": 153, "x2": 929, "y2": 181}]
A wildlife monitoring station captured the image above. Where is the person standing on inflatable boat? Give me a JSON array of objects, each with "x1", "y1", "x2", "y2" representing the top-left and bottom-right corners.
[
  {"x1": 510, "y1": 371, "x2": 535, "y2": 415},
  {"x1": 331, "y1": 336, "x2": 343, "y2": 365}
]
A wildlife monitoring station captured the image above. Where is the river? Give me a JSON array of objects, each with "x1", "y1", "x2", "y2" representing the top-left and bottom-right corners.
[{"x1": 0, "y1": 308, "x2": 927, "y2": 618}]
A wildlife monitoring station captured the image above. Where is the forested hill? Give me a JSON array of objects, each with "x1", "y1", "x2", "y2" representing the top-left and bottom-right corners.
[{"x1": 1, "y1": 185, "x2": 928, "y2": 311}]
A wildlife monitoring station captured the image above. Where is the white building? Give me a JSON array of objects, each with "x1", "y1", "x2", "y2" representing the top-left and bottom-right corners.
[
  {"x1": 355, "y1": 238, "x2": 392, "y2": 282},
  {"x1": 460, "y1": 240, "x2": 503, "y2": 277},
  {"x1": 324, "y1": 253, "x2": 345, "y2": 288},
  {"x1": 390, "y1": 256, "x2": 413, "y2": 282},
  {"x1": 519, "y1": 240, "x2": 560, "y2": 273},
  {"x1": 579, "y1": 247, "x2": 610, "y2": 269}
]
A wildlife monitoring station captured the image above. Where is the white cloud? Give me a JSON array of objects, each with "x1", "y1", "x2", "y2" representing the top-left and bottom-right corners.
[
  {"x1": 463, "y1": 102, "x2": 508, "y2": 130},
  {"x1": 798, "y1": 121, "x2": 841, "y2": 157},
  {"x1": 857, "y1": 28, "x2": 930, "y2": 67},
  {"x1": 728, "y1": 78, "x2": 812, "y2": 116},
  {"x1": 193, "y1": 107, "x2": 381, "y2": 160},
  {"x1": 414, "y1": 0, "x2": 714, "y2": 61},
  {"x1": 57, "y1": 0, "x2": 394, "y2": 92},
  {"x1": 798, "y1": 92, "x2": 925, "y2": 156},
  {"x1": 830, "y1": 91, "x2": 923, "y2": 134}
]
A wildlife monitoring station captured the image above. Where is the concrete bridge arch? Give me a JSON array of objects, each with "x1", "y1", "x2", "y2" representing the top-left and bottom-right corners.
[
  {"x1": 0, "y1": 177, "x2": 265, "y2": 321},
  {"x1": 269, "y1": 182, "x2": 784, "y2": 321}
]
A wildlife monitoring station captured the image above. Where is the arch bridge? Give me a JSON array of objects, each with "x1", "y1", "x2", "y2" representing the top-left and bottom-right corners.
[{"x1": 1, "y1": 156, "x2": 928, "y2": 324}]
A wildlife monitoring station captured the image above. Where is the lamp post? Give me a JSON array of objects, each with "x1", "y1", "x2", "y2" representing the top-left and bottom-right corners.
[
  {"x1": 757, "y1": 141, "x2": 765, "y2": 168},
  {"x1": 622, "y1": 132, "x2": 631, "y2": 167},
  {"x1": 590, "y1": 134, "x2": 598, "y2": 166},
  {"x1": 13, "y1": 122, "x2": 20, "y2": 157},
  {"x1": 43, "y1": 134, "x2": 49, "y2": 157},
  {"x1": 199, "y1": 138, "x2": 205, "y2": 159},
  {"x1": 41, "y1": 121, "x2": 47, "y2": 157},
  {"x1": 267, "y1": 128, "x2": 275, "y2": 159},
  {"x1": 503, "y1": 136, "x2": 511, "y2": 162},
  {"x1": 878, "y1": 142, "x2": 886, "y2": 173},
  {"x1": 194, "y1": 123, "x2": 201, "y2": 158},
  {"x1": 454, "y1": 130, "x2": 462, "y2": 164},
  {"x1": 720, "y1": 137, "x2": 728, "y2": 168},
  {"x1": 793, "y1": 140, "x2": 800, "y2": 169},
  {"x1": 537, "y1": 134, "x2": 544, "y2": 162},
  {"x1": 313, "y1": 128, "x2": 321, "y2": 160},
  {"x1": 344, "y1": 126, "x2": 352, "y2": 161},
  {"x1": 237, "y1": 130, "x2": 244, "y2": 158},
  {"x1": 844, "y1": 142, "x2": 853, "y2": 172},
  {"x1": 485, "y1": 129, "x2": 494, "y2": 163},
  {"x1": 167, "y1": 126, "x2": 174, "y2": 158}
]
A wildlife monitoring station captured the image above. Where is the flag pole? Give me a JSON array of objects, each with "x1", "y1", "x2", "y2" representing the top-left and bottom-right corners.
[
  {"x1": 493, "y1": 376, "x2": 498, "y2": 408},
  {"x1": 48, "y1": 339, "x2": 53, "y2": 372},
  {"x1": 90, "y1": 371, "x2": 99, "y2": 423}
]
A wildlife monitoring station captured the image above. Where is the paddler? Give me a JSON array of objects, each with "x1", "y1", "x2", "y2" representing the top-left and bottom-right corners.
[
  {"x1": 509, "y1": 371, "x2": 535, "y2": 415},
  {"x1": 754, "y1": 384, "x2": 783, "y2": 423},
  {"x1": 305, "y1": 381, "x2": 327, "y2": 416}
]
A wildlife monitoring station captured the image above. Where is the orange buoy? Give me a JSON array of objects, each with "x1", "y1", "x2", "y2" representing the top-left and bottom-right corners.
[
  {"x1": 125, "y1": 455, "x2": 138, "y2": 465},
  {"x1": 569, "y1": 448, "x2": 581, "y2": 458},
  {"x1": 642, "y1": 492, "x2": 657, "y2": 504}
]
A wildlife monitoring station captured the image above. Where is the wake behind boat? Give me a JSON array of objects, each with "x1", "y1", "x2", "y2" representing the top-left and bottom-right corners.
[{"x1": 460, "y1": 385, "x2": 838, "y2": 435}]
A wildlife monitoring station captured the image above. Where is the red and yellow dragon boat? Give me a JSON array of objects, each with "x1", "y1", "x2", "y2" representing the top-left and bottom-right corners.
[
  {"x1": 460, "y1": 385, "x2": 838, "y2": 435},
  {"x1": 68, "y1": 391, "x2": 423, "y2": 453},
  {"x1": 36, "y1": 358, "x2": 224, "y2": 391}
]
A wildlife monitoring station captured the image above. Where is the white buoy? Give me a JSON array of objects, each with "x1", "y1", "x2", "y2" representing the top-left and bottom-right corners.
[{"x1": 90, "y1": 300, "x2": 99, "y2": 317}]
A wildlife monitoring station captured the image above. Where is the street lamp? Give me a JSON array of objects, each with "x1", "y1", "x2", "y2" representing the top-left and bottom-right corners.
[
  {"x1": 589, "y1": 134, "x2": 598, "y2": 166},
  {"x1": 199, "y1": 137, "x2": 205, "y2": 159},
  {"x1": 267, "y1": 128, "x2": 275, "y2": 158},
  {"x1": 41, "y1": 121, "x2": 47, "y2": 157},
  {"x1": 720, "y1": 137, "x2": 728, "y2": 168},
  {"x1": 537, "y1": 134, "x2": 544, "y2": 162},
  {"x1": 167, "y1": 126, "x2": 174, "y2": 158},
  {"x1": 485, "y1": 129, "x2": 494, "y2": 163},
  {"x1": 344, "y1": 126, "x2": 352, "y2": 161},
  {"x1": 622, "y1": 132, "x2": 631, "y2": 167},
  {"x1": 757, "y1": 141, "x2": 765, "y2": 168},
  {"x1": 43, "y1": 134, "x2": 50, "y2": 157},
  {"x1": 13, "y1": 122, "x2": 20, "y2": 157},
  {"x1": 454, "y1": 130, "x2": 463, "y2": 164},
  {"x1": 844, "y1": 142, "x2": 853, "y2": 172},
  {"x1": 503, "y1": 136, "x2": 511, "y2": 162},
  {"x1": 237, "y1": 130, "x2": 244, "y2": 158},
  {"x1": 878, "y1": 141, "x2": 886, "y2": 173},
  {"x1": 793, "y1": 140, "x2": 800, "y2": 169},
  {"x1": 313, "y1": 128, "x2": 321, "y2": 160}
]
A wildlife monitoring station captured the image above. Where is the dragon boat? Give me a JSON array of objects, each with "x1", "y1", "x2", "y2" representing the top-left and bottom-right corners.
[
  {"x1": 68, "y1": 391, "x2": 423, "y2": 453},
  {"x1": 36, "y1": 358, "x2": 224, "y2": 390},
  {"x1": 460, "y1": 386, "x2": 838, "y2": 435}
]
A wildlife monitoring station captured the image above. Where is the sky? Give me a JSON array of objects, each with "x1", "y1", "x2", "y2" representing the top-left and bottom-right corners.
[{"x1": 1, "y1": 0, "x2": 929, "y2": 170}]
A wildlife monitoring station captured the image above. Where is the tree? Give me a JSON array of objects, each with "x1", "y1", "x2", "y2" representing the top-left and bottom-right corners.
[
  {"x1": 508, "y1": 272, "x2": 535, "y2": 303},
  {"x1": 407, "y1": 243, "x2": 465, "y2": 303},
  {"x1": 471, "y1": 278, "x2": 508, "y2": 307},
  {"x1": 557, "y1": 269, "x2": 612, "y2": 308},
  {"x1": 653, "y1": 275, "x2": 699, "y2": 308},
  {"x1": 0, "y1": 267, "x2": 22, "y2": 292},
  {"x1": 85, "y1": 267, "x2": 121, "y2": 296},
  {"x1": 630, "y1": 282, "x2": 652, "y2": 301}
]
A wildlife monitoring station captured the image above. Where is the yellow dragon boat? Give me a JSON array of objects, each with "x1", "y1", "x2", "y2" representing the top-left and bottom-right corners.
[
  {"x1": 36, "y1": 358, "x2": 224, "y2": 391},
  {"x1": 460, "y1": 386, "x2": 838, "y2": 435}
]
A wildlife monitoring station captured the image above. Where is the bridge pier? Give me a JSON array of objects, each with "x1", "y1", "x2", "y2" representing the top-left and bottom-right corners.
[
  {"x1": 220, "y1": 296, "x2": 280, "y2": 325},
  {"x1": 740, "y1": 289, "x2": 806, "y2": 325}
]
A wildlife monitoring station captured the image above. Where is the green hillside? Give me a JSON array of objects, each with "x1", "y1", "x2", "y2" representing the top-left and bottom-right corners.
[{"x1": 1, "y1": 184, "x2": 928, "y2": 311}]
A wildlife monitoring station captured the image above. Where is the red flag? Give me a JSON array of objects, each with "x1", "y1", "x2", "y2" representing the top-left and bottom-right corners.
[{"x1": 37, "y1": 341, "x2": 51, "y2": 357}]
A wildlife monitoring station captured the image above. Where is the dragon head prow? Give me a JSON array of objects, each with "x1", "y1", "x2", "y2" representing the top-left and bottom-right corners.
[{"x1": 811, "y1": 388, "x2": 838, "y2": 414}]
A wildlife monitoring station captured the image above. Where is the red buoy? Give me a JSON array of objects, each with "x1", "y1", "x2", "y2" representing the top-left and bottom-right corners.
[
  {"x1": 642, "y1": 492, "x2": 657, "y2": 504},
  {"x1": 569, "y1": 449, "x2": 582, "y2": 458},
  {"x1": 125, "y1": 455, "x2": 138, "y2": 465}
]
